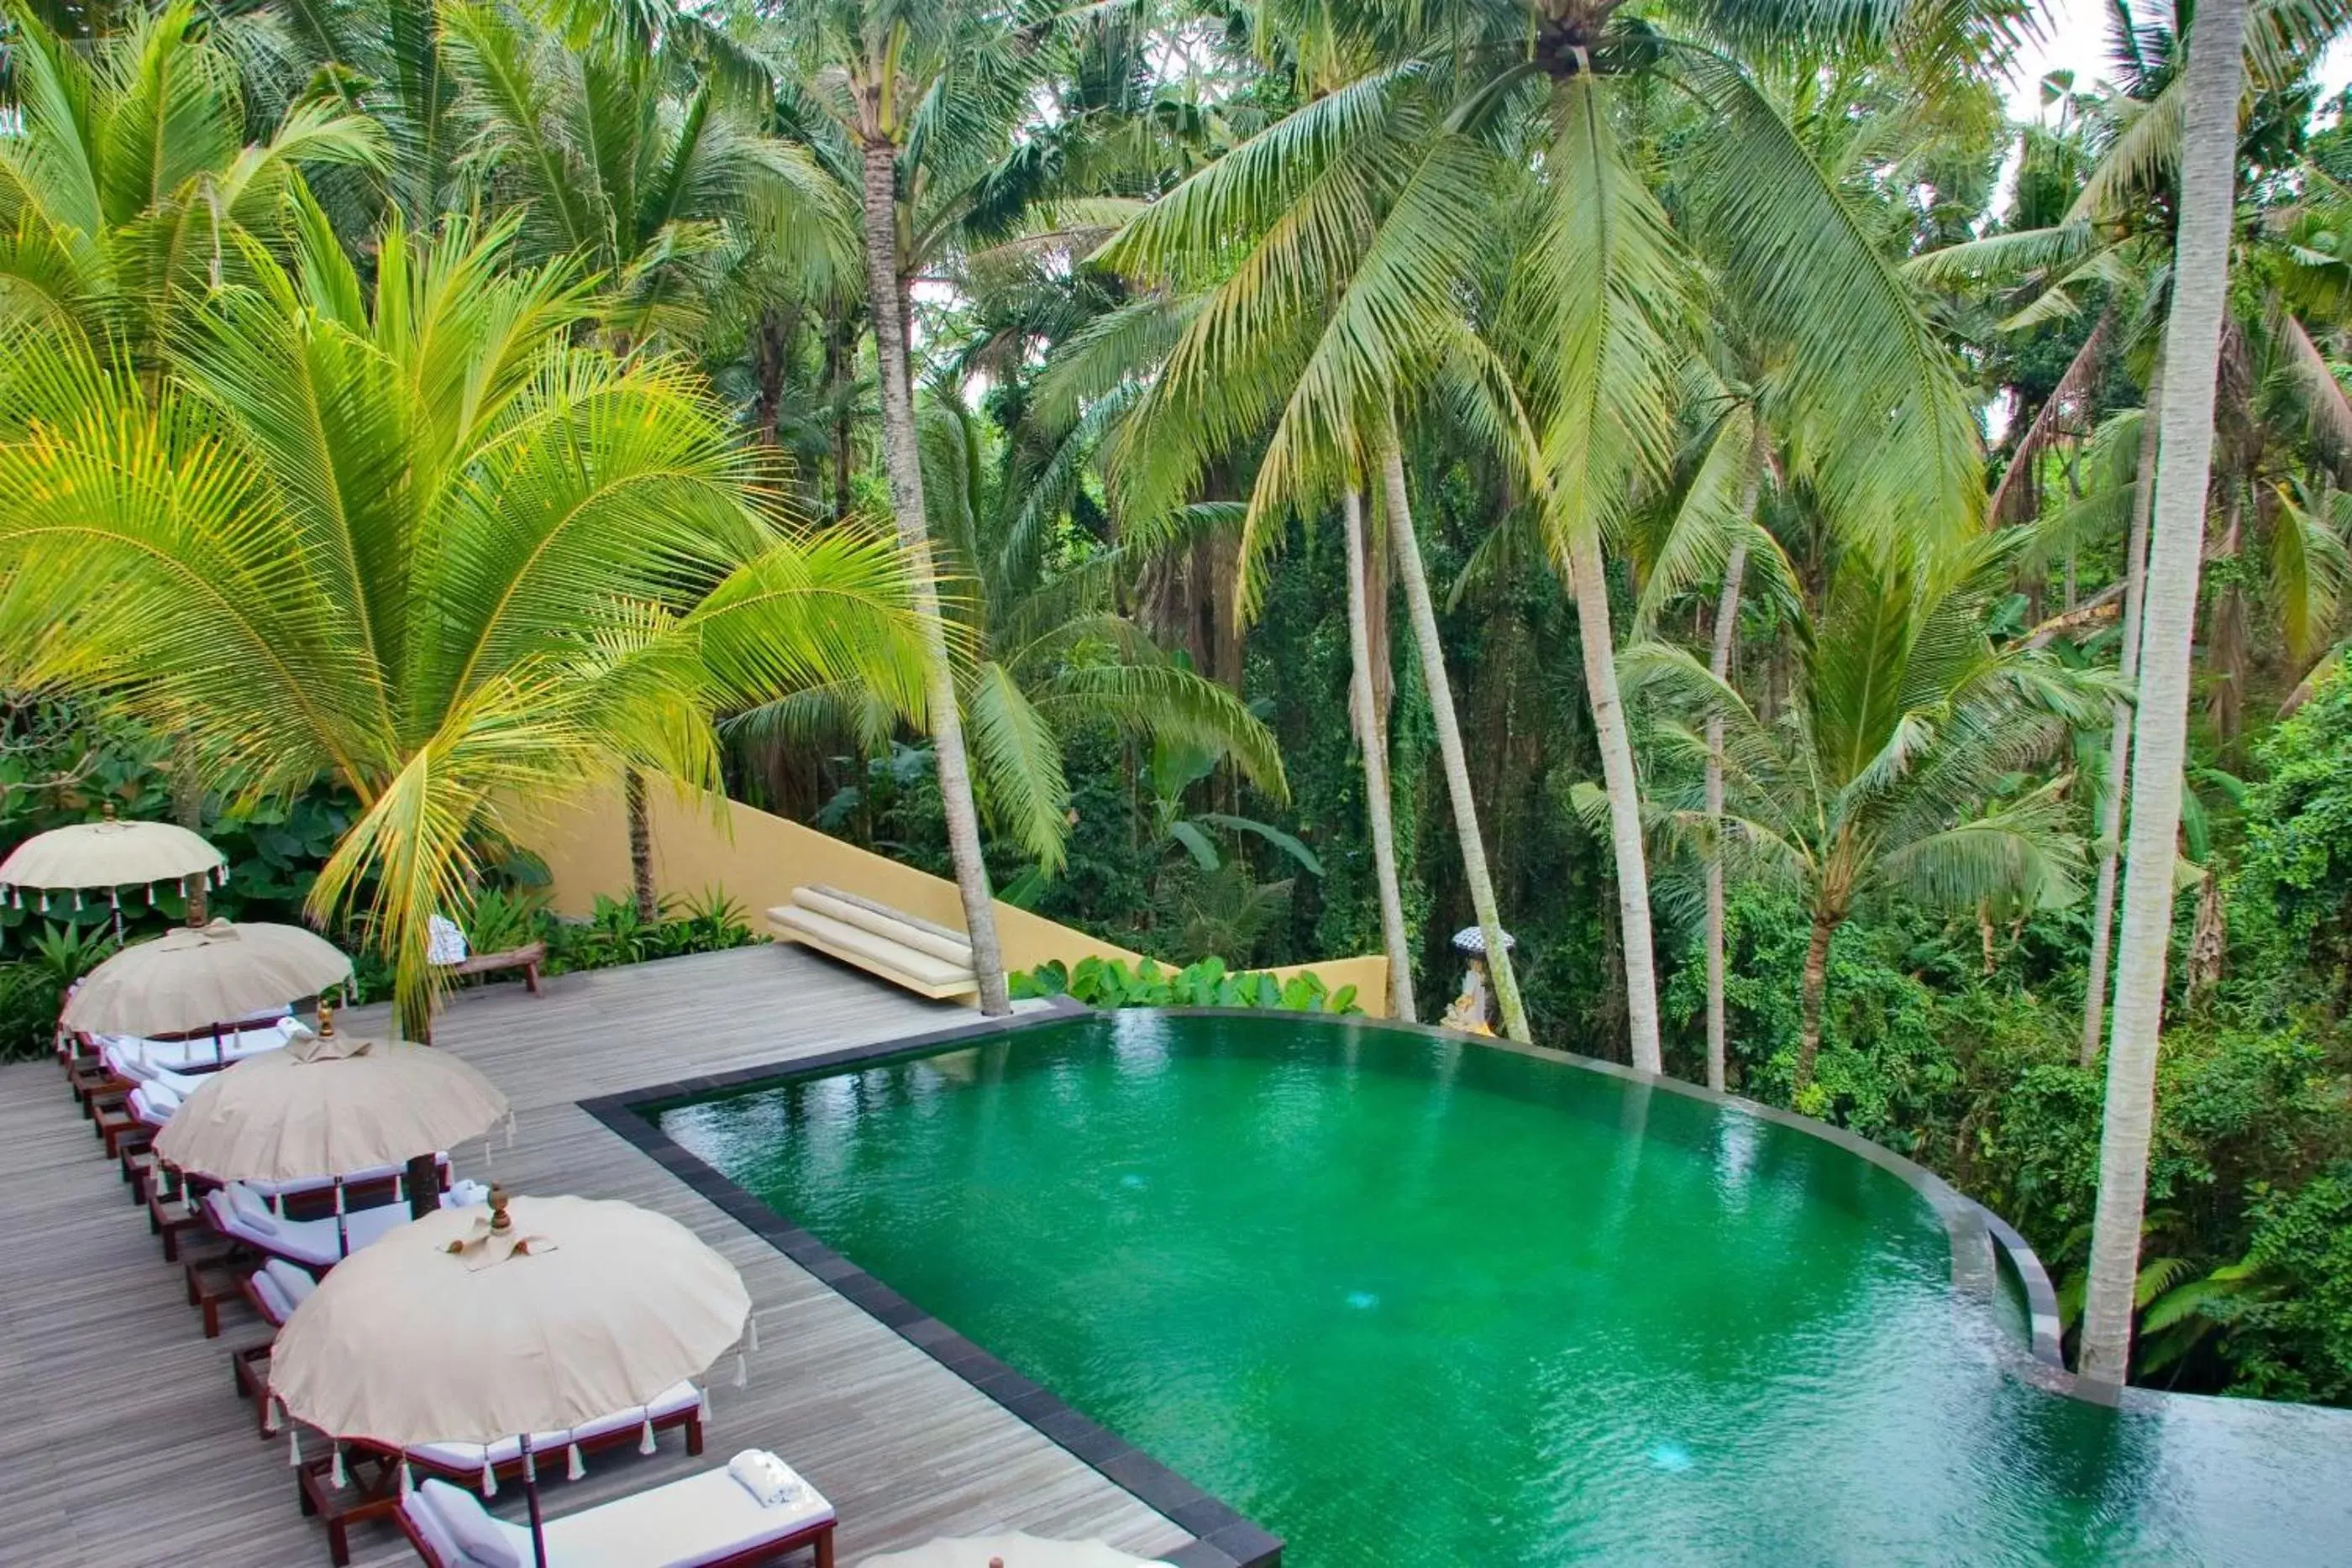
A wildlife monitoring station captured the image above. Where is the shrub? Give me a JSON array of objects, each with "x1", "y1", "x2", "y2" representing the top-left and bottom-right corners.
[{"x1": 1011, "y1": 953, "x2": 1362, "y2": 1015}]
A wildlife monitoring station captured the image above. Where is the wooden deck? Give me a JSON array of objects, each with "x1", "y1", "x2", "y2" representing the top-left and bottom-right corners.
[{"x1": 0, "y1": 944, "x2": 1192, "y2": 1567}]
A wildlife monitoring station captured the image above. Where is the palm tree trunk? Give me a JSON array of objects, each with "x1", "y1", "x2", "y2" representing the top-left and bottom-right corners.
[
  {"x1": 1704, "y1": 519, "x2": 1753, "y2": 1093},
  {"x1": 1795, "y1": 906, "x2": 1836, "y2": 1091},
  {"x1": 1380, "y1": 437, "x2": 1525, "y2": 1042},
  {"x1": 2080, "y1": 0, "x2": 2245, "y2": 1389},
  {"x1": 1566, "y1": 522, "x2": 1662, "y2": 1072},
  {"x1": 858, "y1": 138, "x2": 1010, "y2": 1015},
  {"x1": 828, "y1": 308, "x2": 854, "y2": 523},
  {"x1": 625, "y1": 766, "x2": 658, "y2": 925},
  {"x1": 1343, "y1": 484, "x2": 1418, "y2": 1021},
  {"x1": 2081, "y1": 354, "x2": 2161, "y2": 1065}
]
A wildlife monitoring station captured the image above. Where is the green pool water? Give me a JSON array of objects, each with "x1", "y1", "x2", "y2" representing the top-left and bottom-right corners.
[{"x1": 656, "y1": 1012, "x2": 2352, "y2": 1566}]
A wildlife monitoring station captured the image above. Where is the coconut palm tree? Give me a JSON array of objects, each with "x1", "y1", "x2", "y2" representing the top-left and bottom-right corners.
[
  {"x1": 0, "y1": 210, "x2": 931, "y2": 1032},
  {"x1": 1907, "y1": 0, "x2": 2352, "y2": 1064},
  {"x1": 1091, "y1": 0, "x2": 1984, "y2": 1067},
  {"x1": 435, "y1": 0, "x2": 846, "y2": 349},
  {"x1": 766, "y1": 0, "x2": 1081, "y2": 1015},
  {"x1": 1619, "y1": 534, "x2": 2102, "y2": 1096},
  {"x1": 2080, "y1": 0, "x2": 2251, "y2": 1390},
  {"x1": 0, "y1": 0, "x2": 386, "y2": 354}
]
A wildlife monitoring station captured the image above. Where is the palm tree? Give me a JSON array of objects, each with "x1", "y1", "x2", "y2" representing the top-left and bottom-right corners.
[
  {"x1": 1630, "y1": 364, "x2": 1777, "y2": 1093},
  {"x1": 1620, "y1": 536, "x2": 2099, "y2": 1096},
  {"x1": 1907, "y1": 0, "x2": 2352, "y2": 1062},
  {"x1": 770, "y1": 1, "x2": 1074, "y2": 1016},
  {"x1": 1343, "y1": 480, "x2": 1420, "y2": 1018},
  {"x1": 1093, "y1": 0, "x2": 1984, "y2": 1067},
  {"x1": 0, "y1": 0, "x2": 385, "y2": 354},
  {"x1": 0, "y1": 211, "x2": 930, "y2": 1032},
  {"x1": 2080, "y1": 0, "x2": 2250, "y2": 1390},
  {"x1": 435, "y1": 0, "x2": 845, "y2": 348}
]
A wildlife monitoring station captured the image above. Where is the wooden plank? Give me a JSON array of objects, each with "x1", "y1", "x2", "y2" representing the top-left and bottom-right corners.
[{"x1": 0, "y1": 945, "x2": 1188, "y2": 1568}]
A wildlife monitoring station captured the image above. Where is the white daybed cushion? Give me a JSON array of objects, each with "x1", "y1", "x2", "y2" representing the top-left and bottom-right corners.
[
  {"x1": 791, "y1": 887, "x2": 975, "y2": 967},
  {"x1": 249, "y1": 1258, "x2": 318, "y2": 1324},
  {"x1": 102, "y1": 1020, "x2": 297, "y2": 1073},
  {"x1": 129, "y1": 1083, "x2": 180, "y2": 1127},
  {"x1": 412, "y1": 1460, "x2": 833, "y2": 1568},
  {"x1": 769, "y1": 905, "x2": 972, "y2": 990},
  {"x1": 408, "y1": 1381, "x2": 702, "y2": 1468},
  {"x1": 413, "y1": 1481, "x2": 522, "y2": 1568},
  {"x1": 545, "y1": 1457, "x2": 832, "y2": 1568},
  {"x1": 244, "y1": 1154, "x2": 449, "y2": 1199},
  {"x1": 209, "y1": 1183, "x2": 484, "y2": 1268}
]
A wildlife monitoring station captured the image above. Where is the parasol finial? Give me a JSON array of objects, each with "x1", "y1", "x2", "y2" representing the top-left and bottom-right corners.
[
  {"x1": 317, "y1": 1001, "x2": 337, "y2": 1039},
  {"x1": 488, "y1": 1184, "x2": 512, "y2": 1232}
]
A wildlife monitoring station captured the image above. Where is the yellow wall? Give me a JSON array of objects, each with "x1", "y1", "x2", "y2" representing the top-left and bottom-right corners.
[{"x1": 516, "y1": 774, "x2": 1389, "y2": 1015}]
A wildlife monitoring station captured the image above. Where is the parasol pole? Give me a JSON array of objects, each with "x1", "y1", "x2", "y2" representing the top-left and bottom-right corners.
[
  {"x1": 521, "y1": 1432, "x2": 550, "y2": 1568},
  {"x1": 333, "y1": 1175, "x2": 348, "y2": 1258}
]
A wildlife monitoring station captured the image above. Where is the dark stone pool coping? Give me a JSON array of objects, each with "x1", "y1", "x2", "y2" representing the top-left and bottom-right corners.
[{"x1": 583, "y1": 999, "x2": 2132, "y2": 1568}]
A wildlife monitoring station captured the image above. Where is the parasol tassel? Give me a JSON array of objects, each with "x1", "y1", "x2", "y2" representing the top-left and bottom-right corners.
[
  {"x1": 288, "y1": 1428, "x2": 302, "y2": 1467},
  {"x1": 71, "y1": 890, "x2": 82, "y2": 911},
  {"x1": 270, "y1": 1192, "x2": 285, "y2": 1218},
  {"x1": 400, "y1": 1462, "x2": 415, "y2": 1497},
  {"x1": 330, "y1": 1446, "x2": 348, "y2": 1491},
  {"x1": 638, "y1": 1418, "x2": 655, "y2": 1456},
  {"x1": 697, "y1": 1387, "x2": 712, "y2": 1425},
  {"x1": 264, "y1": 1398, "x2": 282, "y2": 1434},
  {"x1": 144, "y1": 883, "x2": 155, "y2": 908},
  {"x1": 480, "y1": 1459, "x2": 497, "y2": 1497},
  {"x1": 567, "y1": 1443, "x2": 585, "y2": 1481},
  {"x1": 748, "y1": 1315, "x2": 759, "y2": 1352},
  {"x1": 734, "y1": 1351, "x2": 748, "y2": 1389},
  {"x1": 507, "y1": 1112, "x2": 517, "y2": 1149}
]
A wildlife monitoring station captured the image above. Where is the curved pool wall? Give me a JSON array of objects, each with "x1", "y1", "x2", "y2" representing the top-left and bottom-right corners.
[{"x1": 601, "y1": 1006, "x2": 2352, "y2": 1568}]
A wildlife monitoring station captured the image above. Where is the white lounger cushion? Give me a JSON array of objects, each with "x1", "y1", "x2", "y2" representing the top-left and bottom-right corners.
[
  {"x1": 207, "y1": 1181, "x2": 487, "y2": 1268},
  {"x1": 102, "y1": 1020, "x2": 297, "y2": 1073},
  {"x1": 129, "y1": 1083, "x2": 180, "y2": 1127},
  {"x1": 249, "y1": 1259, "x2": 318, "y2": 1325},
  {"x1": 408, "y1": 1381, "x2": 701, "y2": 1468},
  {"x1": 410, "y1": 1458, "x2": 833, "y2": 1568}
]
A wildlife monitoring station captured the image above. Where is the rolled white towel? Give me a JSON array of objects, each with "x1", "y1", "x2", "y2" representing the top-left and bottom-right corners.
[{"x1": 727, "y1": 1449, "x2": 802, "y2": 1508}]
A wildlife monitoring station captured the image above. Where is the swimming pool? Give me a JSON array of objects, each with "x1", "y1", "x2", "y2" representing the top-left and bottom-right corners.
[{"x1": 651, "y1": 1011, "x2": 2352, "y2": 1566}]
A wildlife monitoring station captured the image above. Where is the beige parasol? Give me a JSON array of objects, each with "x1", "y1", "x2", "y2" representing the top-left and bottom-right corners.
[
  {"x1": 153, "y1": 1015, "x2": 509, "y2": 1184},
  {"x1": 1, "y1": 805, "x2": 228, "y2": 931},
  {"x1": 61, "y1": 919, "x2": 352, "y2": 1039},
  {"x1": 0, "y1": 805, "x2": 224, "y2": 894},
  {"x1": 270, "y1": 1188, "x2": 753, "y2": 1568},
  {"x1": 270, "y1": 1190, "x2": 750, "y2": 1444},
  {"x1": 856, "y1": 1536, "x2": 1173, "y2": 1568}
]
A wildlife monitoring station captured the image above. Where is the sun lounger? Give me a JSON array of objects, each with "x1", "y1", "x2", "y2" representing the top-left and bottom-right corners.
[
  {"x1": 203, "y1": 1180, "x2": 488, "y2": 1270},
  {"x1": 767, "y1": 884, "x2": 980, "y2": 1001},
  {"x1": 397, "y1": 1454, "x2": 836, "y2": 1568},
  {"x1": 101, "y1": 1017, "x2": 300, "y2": 1073},
  {"x1": 400, "y1": 1379, "x2": 706, "y2": 1486}
]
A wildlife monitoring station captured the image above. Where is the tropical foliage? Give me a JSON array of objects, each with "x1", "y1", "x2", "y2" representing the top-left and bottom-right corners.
[{"x1": 3, "y1": 0, "x2": 2352, "y2": 1405}]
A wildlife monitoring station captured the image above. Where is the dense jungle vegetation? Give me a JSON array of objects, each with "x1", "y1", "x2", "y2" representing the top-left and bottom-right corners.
[{"x1": 2, "y1": 0, "x2": 2349, "y2": 1402}]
